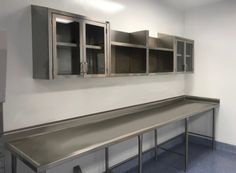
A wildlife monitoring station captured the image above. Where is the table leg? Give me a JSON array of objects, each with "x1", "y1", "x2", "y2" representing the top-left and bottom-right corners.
[
  {"x1": 212, "y1": 108, "x2": 216, "y2": 150},
  {"x1": 12, "y1": 155, "x2": 17, "y2": 173},
  {"x1": 105, "y1": 147, "x2": 112, "y2": 173},
  {"x1": 138, "y1": 135, "x2": 143, "y2": 173},
  {"x1": 185, "y1": 118, "x2": 189, "y2": 172},
  {"x1": 154, "y1": 129, "x2": 158, "y2": 160}
]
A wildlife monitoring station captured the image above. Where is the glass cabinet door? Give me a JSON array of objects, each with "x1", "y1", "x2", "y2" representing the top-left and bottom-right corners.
[
  {"x1": 186, "y1": 42, "x2": 194, "y2": 72},
  {"x1": 52, "y1": 15, "x2": 82, "y2": 77},
  {"x1": 176, "y1": 40, "x2": 185, "y2": 72},
  {"x1": 84, "y1": 21, "x2": 107, "y2": 76}
]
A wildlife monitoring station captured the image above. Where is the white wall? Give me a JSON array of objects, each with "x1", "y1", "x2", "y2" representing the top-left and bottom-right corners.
[
  {"x1": 0, "y1": 0, "x2": 187, "y2": 172},
  {"x1": 0, "y1": 0, "x2": 185, "y2": 132},
  {"x1": 3, "y1": 0, "x2": 235, "y2": 171},
  {"x1": 185, "y1": 0, "x2": 236, "y2": 145},
  {"x1": 0, "y1": 31, "x2": 7, "y2": 103}
]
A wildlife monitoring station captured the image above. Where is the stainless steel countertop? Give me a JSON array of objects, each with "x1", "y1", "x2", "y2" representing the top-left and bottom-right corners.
[{"x1": 6, "y1": 97, "x2": 219, "y2": 172}]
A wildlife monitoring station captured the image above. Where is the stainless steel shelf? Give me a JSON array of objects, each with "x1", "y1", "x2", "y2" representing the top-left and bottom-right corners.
[
  {"x1": 57, "y1": 42, "x2": 78, "y2": 47},
  {"x1": 110, "y1": 73, "x2": 147, "y2": 77},
  {"x1": 86, "y1": 45, "x2": 103, "y2": 50},
  {"x1": 149, "y1": 72, "x2": 175, "y2": 75},
  {"x1": 149, "y1": 47, "x2": 174, "y2": 52},
  {"x1": 111, "y1": 41, "x2": 147, "y2": 49}
]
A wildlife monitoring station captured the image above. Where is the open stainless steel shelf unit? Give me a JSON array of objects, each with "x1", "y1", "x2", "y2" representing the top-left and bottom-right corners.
[
  {"x1": 110, "y1": 30, "x2": 149, "y2": 76},
  {"x1": 148, "y1": 36, "x2": 175, "y2": 74},
  {"x1": 110, "y1": 30, "x2": 194, "y2": 76}
]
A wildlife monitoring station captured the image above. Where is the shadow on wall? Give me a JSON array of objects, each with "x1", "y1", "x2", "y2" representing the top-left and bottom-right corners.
[
  {"x1": 4, "y1": 5, "x2": 32, "y2": 76},
  {"x1": 33, "y1": 74, "x2": 185, "y2": 93}
]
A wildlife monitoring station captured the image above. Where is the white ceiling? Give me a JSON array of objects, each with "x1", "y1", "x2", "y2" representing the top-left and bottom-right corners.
[{"x1": 164, "y1": 0, "x2": 224, "y2": 10}]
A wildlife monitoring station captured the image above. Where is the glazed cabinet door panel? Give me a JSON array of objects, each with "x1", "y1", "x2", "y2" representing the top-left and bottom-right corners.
[
  {"x1": 176, "y1": 40, "x2": 185, "y2": 72},
  {"x1": 0, "y1": 31, "x2": 6, "y2": 103},
  {"x1": 52, "y1": 14, "x2": 82, "y2": 78},
  {"x1": 83, "y1": 21, "x2": 107, "y2": 77},
  {"x1": 185, "y1": 42, "x2": 194, "y2": 72}
]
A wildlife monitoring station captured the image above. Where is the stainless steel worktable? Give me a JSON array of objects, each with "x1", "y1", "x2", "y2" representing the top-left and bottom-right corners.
[{"x1": 6, "y1": 96, "x2": 219, "y2": 173}]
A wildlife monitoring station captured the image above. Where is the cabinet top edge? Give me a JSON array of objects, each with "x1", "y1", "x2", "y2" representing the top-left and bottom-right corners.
[
  {"x1": 158, "y1": 33, "x2": 194, "y2": 42},
  {"x1": 31, "y1": 5, "x2": 110, "y2": 25},
  {"x1": 111, "y1": 29, "x2": 149, "y2": 35}
]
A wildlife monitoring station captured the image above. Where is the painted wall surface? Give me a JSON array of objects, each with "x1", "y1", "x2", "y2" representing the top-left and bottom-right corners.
[
  {"x1": 0, "y1": 31, "x2": 7, "y2": 103},
  {"x1": 0, "y1": 0, "x2": 187, "y2": 172},
  {"x1": 185, "y1": 0, "x2": 236, "y2": 145},
  {"x1": 0, "y1": 0, "x2": 185, "y2": 132}
]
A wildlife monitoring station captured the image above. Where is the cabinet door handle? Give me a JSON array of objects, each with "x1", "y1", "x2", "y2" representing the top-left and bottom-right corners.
[
  {"x1": 83, "y1": 62, "x2": 88, "y2": 73},
  {"x1": 80, "y1": 62, "x2": 88, "y2": 74},
  {"x1": 183, "y1": 64, "x2": 185, "y2": 71},
  {"x1": 80, "y1": 63, "x2": 84, "y2": 74},
  {"x1": 74, "y1": 166, "x2": 82, "y2": 173}
]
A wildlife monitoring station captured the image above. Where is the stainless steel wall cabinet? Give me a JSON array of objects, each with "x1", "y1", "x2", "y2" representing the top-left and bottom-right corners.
[
  {"x1": 158, "y1": 33, "x2": 194, "y2": 73},
  {"x1": 32, "y1": 5, "x2": 110, "y2": 79},
  {"x1": 32, "y1": 5, "x2": 194, "y2": 79},
  {"x1": 0, "y1": 31, "x2": 7, "y2": 103}
]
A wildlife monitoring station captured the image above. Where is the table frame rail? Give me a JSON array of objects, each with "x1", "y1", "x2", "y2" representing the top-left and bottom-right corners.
[{"x1": 11, "y1": 107, "x2": 217, "y2": 173}]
